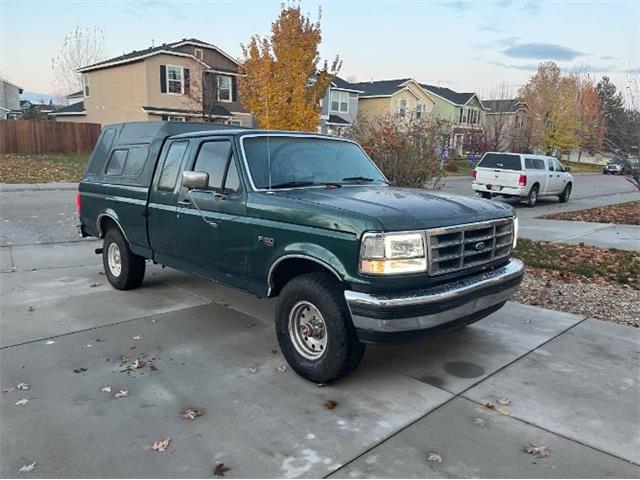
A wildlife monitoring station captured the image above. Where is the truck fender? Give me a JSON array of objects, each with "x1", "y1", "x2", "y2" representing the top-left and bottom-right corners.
[
  {"x1": 96, "y1": 209, "x2": 129, "y2": 242},
  {"x1": 267, "y1": 243, "x2": 348, "y2": 296}
]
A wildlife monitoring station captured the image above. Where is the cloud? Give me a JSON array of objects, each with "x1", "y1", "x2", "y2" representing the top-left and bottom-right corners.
[
  {"x1": 123, "y1": 0, "x2": 186, "y2": 20},
  {"x1": 488, "y1": 61, "x2": 539, "y2": 72},
  {"x1": 522, "y1": 0, "x2": 542, "y2": 14},
  {"x1": 503, "y1": 43, "x2": 587, "y2": 61},
  {"x1": 599, "y1": 55, "x2": 617, "y2": 60},
  {"x1": 442, "y1": 1, "x2": 472, "y2": 11}
]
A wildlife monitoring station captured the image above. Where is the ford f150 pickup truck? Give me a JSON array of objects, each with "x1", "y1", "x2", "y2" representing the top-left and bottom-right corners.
[{"x1": 78, "y1": 122, "x2": 525, "y2": 383}]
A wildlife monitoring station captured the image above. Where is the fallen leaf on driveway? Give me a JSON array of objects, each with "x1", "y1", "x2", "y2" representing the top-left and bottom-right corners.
[
  {"x1": 277, "y1": 365, "x2": 287, "y2": 373},
  {"x1": 27, "y1": 306, "x2": 34, "y2": 312},
  {"x1": 213, "y1": 462, "x2": 230, "y2": 476},
  {"x1": 473, "y1": 417, "x2": 486, "y2": 426},
  {"x1": 498, "y1": 398, "x2": 511, "y2": 406},
  {"x1": 114, "y1": 390, "x2": 128, "y2": 398},
  {"x1": 133, "y1": 335, "x2": 142, "y2": 340},
  {"x1": 82, "y1": 344, "x2": 93, "y2": 349},
  {"x1": 181, "y1": 408, "x2": 203, "y2": 420},
  {"x1": 131, "y1": 359, "x2": 143, "y2": 369},
  {"x1": 271, "y1": 348, "x2": 278, "y2": 354},
  {"x1": 483, "y1": 401, "x2": 510, "y2": 415},
  {"x1": 101, "y1": 386, "x2": 112, "y2": 393},
  {"x1": 248, "y1": 367, "x2": 257, "y2": 374},
  {"x1": 16, "y1": 383, "x2": 30, "y2": 390},
  {"x1": 44, "y1": 340, "x2": 56, "y2": 345},
  {"x1": 324, "y1": 400, "x2": 338, "y2": 410},
  {"x1": 3, "y1": 386, "x2": 14, "y2": 393},
  {"x1": 15, "y1": 398, "x2": 29, "y2": 406},
  {"x1": 19, "y1": 461, "x2": 36, "y2": 473},
  {"x1": 427, "y1": 452, "x2": 442, "y2": 463},
  {"x1": 89, "y1": 283, "x2": 101, "y2": 288},
  {"x1": 151, "y1": 438, "x2": 170, "y2": 452},
  {"x1": 73, "y1": 368, "x2": 87, "y2": 374},
  {"x1": 525, "y1": 443, "x2": 552, "y2": 458}
]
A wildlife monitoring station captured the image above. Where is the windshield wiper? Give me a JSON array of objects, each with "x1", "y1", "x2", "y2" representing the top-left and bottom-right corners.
[
  {"x1": 342, "y1": 176, "x2": 387, "y2": 184},
  {"x1": 269, "y1": 181, "x2": 317, "y2": 189}
]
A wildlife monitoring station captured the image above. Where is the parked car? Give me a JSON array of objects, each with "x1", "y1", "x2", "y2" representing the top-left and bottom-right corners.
[
  {"x1": 472, "y1": 152, "x2": 574, "y2": 207},
  {"x1": 78, "y1": 122, "x2": 524, "y2": 383},
  {"x1": 603, "y1": 158, "x2": 627, "y2": 175}
]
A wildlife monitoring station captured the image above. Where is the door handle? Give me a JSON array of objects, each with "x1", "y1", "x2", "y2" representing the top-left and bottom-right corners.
[{"x1": 178, "y1": 199, "x2": 191, "y2": 206}]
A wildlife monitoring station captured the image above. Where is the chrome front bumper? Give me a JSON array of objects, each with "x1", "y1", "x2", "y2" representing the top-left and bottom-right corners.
[{"x1": 344, "y1": 259, "x2": 525, "y2": 343}]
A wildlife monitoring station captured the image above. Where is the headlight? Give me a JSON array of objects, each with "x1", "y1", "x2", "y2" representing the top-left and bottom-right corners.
[
  {"x1": 513, "y1": 215, "x2": 519, "y2": 249},
  {"x1": 360, "y1": 232, "x2": 426, "y2": 275}
]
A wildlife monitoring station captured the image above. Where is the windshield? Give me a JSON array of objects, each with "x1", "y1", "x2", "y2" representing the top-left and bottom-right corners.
[{"x1": 242, "y1": 136, "x2": 387, "y2": 189}]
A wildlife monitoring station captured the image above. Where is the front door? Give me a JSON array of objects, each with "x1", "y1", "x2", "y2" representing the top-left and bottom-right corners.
[
  {"x1": 147, "y1": 139, "x2": 191, "y2": 261},
  {"x1": 547, "y1": 158, "x2": 565, "y2": 193},
  {"x1": 176, "y1": 138, "x2": 248, "y2": 287}
]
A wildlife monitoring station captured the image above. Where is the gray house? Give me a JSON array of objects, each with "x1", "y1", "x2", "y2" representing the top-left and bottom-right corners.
[
  {"x1": 318, "y1": 76, "x2": 363, "y2": 136},
  {"x1": 0, "y1": 79, "x2": 23, "y2": 119}
]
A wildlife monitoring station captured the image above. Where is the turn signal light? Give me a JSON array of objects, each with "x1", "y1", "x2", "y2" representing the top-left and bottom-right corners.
[
  {"x1": 518, "y1": 174, "x2": 527, "y2": 186},
  {"x1": 472, "y1": 170, "x2": 477, "y2": 180},
  {"x1": 75, "y1": 192, "x2": 81, "y2": 213}
]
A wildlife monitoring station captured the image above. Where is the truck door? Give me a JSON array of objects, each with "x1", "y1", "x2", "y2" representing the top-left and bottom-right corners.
[
  {"x1": 175, "y1": 138, "x2": 248, "y2": 287},
  {"x1": 547, "y1": 158, "x2": 564, "y2": 193},
  {"x1": 147, "y1": 140, "x2": 191, "y2": 260}
]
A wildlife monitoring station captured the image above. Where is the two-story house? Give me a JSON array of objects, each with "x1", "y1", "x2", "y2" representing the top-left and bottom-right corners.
[
  {"x1": 0, "y1": 79, "x2": 23, "y2": 119},
  {"x1": 483, "y1": 99, "x2": 529, "y2": 152},
  {"x1": 350, "y1": 78, "x2": 436, "y2": 122},
  {"x1": 317, "y1": 76, "x2": 364, "y2": 135},
  {"x1": 51, "y1": 38, "x2": 252, "y2": 126},
  {"x1": 420, "y1": 84, "x2": 487, "y2": 155}
]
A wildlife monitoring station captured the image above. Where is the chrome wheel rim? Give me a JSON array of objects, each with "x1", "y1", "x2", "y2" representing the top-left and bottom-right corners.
[
  {"x1": 288, "y1": 301, "x2": 327, "y2": 360},
  {"x1": 107, "y1": 242, "x2": 122, "y2": 277},
  {"x1": 530, "y1": 189, "x2": 537, "y2": 204}
]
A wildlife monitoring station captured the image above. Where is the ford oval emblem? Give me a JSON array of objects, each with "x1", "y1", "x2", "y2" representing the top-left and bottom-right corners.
[{"x1": 475, "y1": 241, "x2": 486, "y2": 251}]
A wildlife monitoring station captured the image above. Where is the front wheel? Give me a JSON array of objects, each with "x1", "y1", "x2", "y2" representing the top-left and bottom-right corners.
[
  {"x1": 559, "y1": 183, "x2": 572, "y2": 203},
  {"x1": 103, "y1": 227, "x2": 146, "y2": 290},
  {"x1": 275, "y1": 272, "x2": 365, "y2": 383}
]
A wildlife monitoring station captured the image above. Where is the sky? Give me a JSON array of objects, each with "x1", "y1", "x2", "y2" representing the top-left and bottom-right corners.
[{"x1": 1, "y1": 0, "x2": 638, "y2": 100}]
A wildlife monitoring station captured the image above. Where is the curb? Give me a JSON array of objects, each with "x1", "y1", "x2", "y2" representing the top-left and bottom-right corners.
[{"x1": 0, "y1": 183, "x2": 78, "y2": 193}]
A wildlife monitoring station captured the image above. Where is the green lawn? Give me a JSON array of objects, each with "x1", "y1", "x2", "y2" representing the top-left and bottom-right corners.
[{"x1": 0, "y1": 153, "x2": 90, "y2": 183}]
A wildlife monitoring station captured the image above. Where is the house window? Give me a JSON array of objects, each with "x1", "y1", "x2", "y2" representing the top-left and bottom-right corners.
[
  {"x1": 330, "y1": 90, "x2": 349, "y2": 113},
  {"x1": 397, "y1": 99, "x2": 407, "y2": 117},
  {"x1": 229, "y1": 120, "x2": 242, "y2": 126},
  {"x1": 415, "y1": 103, "x2": 423, "y2": 119},
  {"x1": 217, "y1": 75, "x2": 232, "y2": 102},
  {"x1": 167, "y1": 66, "x2": 184, "y2": 94},
  {"x1": 83, "y1": 74, "x2": 90, "y2": 97},
  {"x1": 194, "y1": 48, "x2": 203, "y2": 60}
]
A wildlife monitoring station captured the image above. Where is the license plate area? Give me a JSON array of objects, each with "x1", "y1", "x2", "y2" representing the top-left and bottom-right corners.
[{"x1": 487, "y1": 185, "x2": 502, "y2": 191}]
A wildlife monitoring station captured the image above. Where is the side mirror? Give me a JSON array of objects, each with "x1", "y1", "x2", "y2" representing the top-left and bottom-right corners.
[
  {"x1": 564, "y1": 166, "x2": 571, "y2": 172},
  {"x1": 182, "y1": 171, "x2": 209, "y2": 190}
]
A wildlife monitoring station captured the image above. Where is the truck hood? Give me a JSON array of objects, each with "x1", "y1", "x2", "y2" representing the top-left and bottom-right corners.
[{"x1": 276, "y1": 186, "x2": 513, "y2": 231}]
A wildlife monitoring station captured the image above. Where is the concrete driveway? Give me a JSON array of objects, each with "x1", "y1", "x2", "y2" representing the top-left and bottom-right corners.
[{"x1": 1, "y1": 240, "x2": 638, "y2": 478}]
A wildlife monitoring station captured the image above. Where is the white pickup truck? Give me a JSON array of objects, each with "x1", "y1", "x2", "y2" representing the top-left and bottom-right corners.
[{"x1": 472, "y1": 152, "x2": 574, "y2": 207}]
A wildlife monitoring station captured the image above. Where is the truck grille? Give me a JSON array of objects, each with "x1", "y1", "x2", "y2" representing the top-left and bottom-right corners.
[{"x1": 426, "y1": 218, "x2": 513, "y2": 276}]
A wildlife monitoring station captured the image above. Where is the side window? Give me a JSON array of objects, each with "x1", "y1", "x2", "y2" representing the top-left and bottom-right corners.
[
  {"x1": 123, "y1": 147, "x2": 149, "y2": 177},
  {"x1": 194, "y1": 141, "x2": 232, "y2": 190},
  {"x1": 106, "y1": 149, "x2": 127, "y2": 175},
  {"x1": 525, "y1": 158, "x2": 535, "y2": 169},
  {"x1": 158, "y1": 141, "x2": 189, "y2": 191},
  {"x1": 224, "y1": 159, "x2": 241, "y2": 193},
  {"x1": 553, "y1": 159, "x2": 564, "y2": 172},
  {"x1": 534, "y1": 159, "x2": 545, "y2": 170},
  {"x1": 547, "y1": 159, "x2": 555, "y2": 172}
]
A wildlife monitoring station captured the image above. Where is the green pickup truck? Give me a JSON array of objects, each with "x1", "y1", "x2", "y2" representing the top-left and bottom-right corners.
[{"x1": 78, "y1": 122, "x2": 524, "y2": 383}]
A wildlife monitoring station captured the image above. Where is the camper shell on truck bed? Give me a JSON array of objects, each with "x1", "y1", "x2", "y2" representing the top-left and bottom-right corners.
[{"x1": 78, "y1": 122, "x2": 524, "y2": 384}]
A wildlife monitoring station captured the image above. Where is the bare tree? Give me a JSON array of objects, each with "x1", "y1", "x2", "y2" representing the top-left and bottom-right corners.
[
  {"x1": 623, "y1": 70, "x2": 640, "y2": 191},
  {"x1": 51, "y1": 26, "x2": 106, "y2": 96}
]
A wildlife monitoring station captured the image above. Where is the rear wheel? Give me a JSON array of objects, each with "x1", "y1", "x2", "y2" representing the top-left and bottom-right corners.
[
  {"x1": 102, "y1": 227, "x2": 146, "y2": 290},
  {"x1": 559, "y1": 183, "x2": 572, "y2": 203},
  {"x1": 524, "y1": 185, "x2": 539, "y2": 207},
  {"x1": 275, "y1": 272, "x2": 365, "y2": 383}
]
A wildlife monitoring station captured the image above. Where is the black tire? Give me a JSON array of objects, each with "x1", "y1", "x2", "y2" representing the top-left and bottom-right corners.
[
  {"x1": 275, "y1": 272, "x2": 365, "y2": 383},
  {"x1": 524, "y1": 184, "x2": 539, "y2": 207},
  {"x1": 559, "y1": 183, "x2": 572, "y2": 203},
  {"x1": 102, "y1": 227, "x2": 146, "y2": 290},
  {"x1": 481, "y1": 192, "x2": 492, "y2": 199}
]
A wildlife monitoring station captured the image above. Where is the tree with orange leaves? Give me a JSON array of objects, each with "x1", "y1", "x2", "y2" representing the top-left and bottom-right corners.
[
  {"x1": 238, "y1": 4, "x2": 341, "y2": 131},
  {"x1": 576, "y1": 77, "x2": 605, "y2": 156}
]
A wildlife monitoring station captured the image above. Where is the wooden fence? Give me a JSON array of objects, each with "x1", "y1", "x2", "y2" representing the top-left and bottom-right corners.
[{"x1": 0, "y1": 120, "x2": 101, "y2": 154}]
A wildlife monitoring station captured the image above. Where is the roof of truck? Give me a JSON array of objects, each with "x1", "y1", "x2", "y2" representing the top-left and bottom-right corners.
[{"x1": 169, "y1": 129, "x2": 348, "y2": 140}]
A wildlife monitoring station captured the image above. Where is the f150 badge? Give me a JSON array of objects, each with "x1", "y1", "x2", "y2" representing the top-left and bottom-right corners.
[{"x1": 258, "y1": 236, "x2": 275, "y2": 247}]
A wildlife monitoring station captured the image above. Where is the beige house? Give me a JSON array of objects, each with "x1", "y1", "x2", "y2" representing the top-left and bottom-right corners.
[
  {"x1": 483, "y1": 99, "x2": 529, "y2": 151},
  {"x1": 51, "y1": 38, "x2": 252, "y2": 127},
  {"x1": 349, "y1": 78, "x2": 436, "y2": 121}
]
